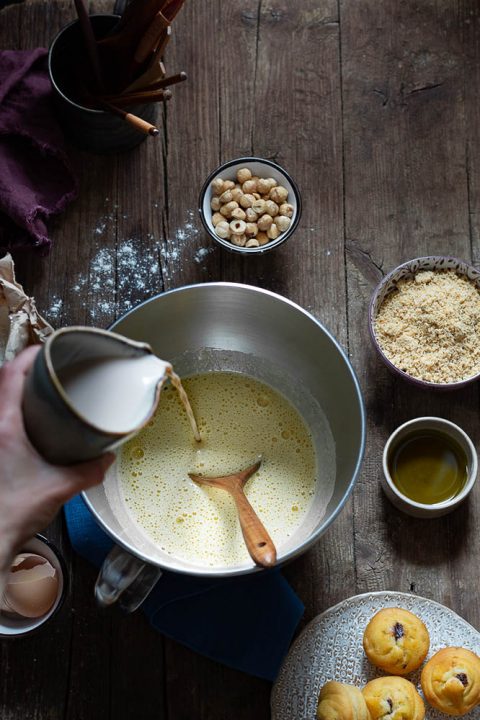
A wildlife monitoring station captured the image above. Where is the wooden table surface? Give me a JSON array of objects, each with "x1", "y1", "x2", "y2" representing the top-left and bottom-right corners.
[{"x1": 1, "y1": 0, "x2": 480, "y2": 718}]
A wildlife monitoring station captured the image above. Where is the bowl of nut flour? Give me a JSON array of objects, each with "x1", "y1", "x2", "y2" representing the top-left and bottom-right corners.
[{"x1": 369, "y1": 256, "x2": 480, "y2": 389}]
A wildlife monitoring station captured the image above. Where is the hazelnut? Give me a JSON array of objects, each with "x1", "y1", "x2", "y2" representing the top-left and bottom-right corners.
[
  {"x1": 279, "y1": 203, "x2": 294, "y2": 218},
  {"x1": 242, "y1": 179, "x2": 258, "y2": 194},
  {"x1": 239, "y1": 193, "x2": 255, "y2": 209},
  {"x1": 211, "y1": 212, "x2": 224, "y2": 226},
  {"x1": 219, "y1": 189, "x2": 233, "y2": 204},
  {"x1": 230, "y1": 219, "x2": 247, "y2": 235},
  {"x1": 220, "y1": 201, "x2": 239, "y2": 218},
  {"x1": 269, "y1": 185, "x2": 289, "y2": 204},
  {"x1": 256, "y1": 232, "x2": 269, "y2": 245},
  {"x1": 267, "y1": 223, "x2": 279, "y2": 240},
  {"x1": 215, "y1": 221, "x2": 230, "y2": 239},
  {"x1": 236, "y1": 168, "x2": 252, "y2": 184},
  {"x1": 257, "y1": 214, "x2": 273, "y2": 231},
  {"x1": 257, "y1": 178, "x2": 271, "y2": 195},
  {"x1": 211, "y1": 177, "x2": 224, "y2": 195},
  {"x1": 209, "y1": 169, "x2": 294, "y2": 243},
  {"x1": 231, "y1": 207, "x2": 247, "y2": 221},
  {"x1": 265, "y1": 200, "x2": 279, "y2": 217},
  {"x1": 276, "y1": 215, "x2": 291, "y2": 232},
  {"x1": 231, "y1": 234, "x2": 247, "y2": 247},
  {"x1": 252, "y1": 199, "x2": 266, "y2": 215}
]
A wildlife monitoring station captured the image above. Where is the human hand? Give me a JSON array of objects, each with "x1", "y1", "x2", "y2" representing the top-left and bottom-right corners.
[{"x1": 0, "y1": 346, "x2": 114, "y2": 571}]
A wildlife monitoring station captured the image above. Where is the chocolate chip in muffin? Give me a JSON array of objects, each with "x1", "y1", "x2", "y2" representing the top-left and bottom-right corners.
[
  {"x1": 456, "y1": 673, "x2": 468, "y2": 687},
  {"x1": 393, "y1": 622, "x2": 404, "y2": 641}
]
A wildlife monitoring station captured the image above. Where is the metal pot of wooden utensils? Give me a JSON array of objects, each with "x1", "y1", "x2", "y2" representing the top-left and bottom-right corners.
[
  {"x1": 48, "y1": 0, "x2": 187, "y2": 153},
  {"x1": 81, "y1": 283, "x2": 366, "y2": 612}
]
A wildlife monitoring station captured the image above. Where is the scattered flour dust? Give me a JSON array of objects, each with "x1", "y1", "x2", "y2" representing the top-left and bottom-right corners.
[
  {"x1": 46, "y1": 206, "x2": 214, "y2": 324},
  {"x1": 194, "y1": 247, "x2": 214, "y2": 264}
]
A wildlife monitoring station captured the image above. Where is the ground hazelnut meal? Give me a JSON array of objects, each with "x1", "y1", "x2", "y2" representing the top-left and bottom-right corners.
[{"x1": 374, "y1": 270, "x2": 480, "y2": 384}]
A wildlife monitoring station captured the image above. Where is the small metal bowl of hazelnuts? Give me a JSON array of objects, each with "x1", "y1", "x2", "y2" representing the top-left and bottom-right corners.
[{"x1": 198, "y1": 157, "x2": 302, "y2": 254}]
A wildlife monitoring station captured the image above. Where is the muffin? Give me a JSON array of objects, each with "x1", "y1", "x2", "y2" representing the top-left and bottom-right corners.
[
  {"x1": 317, "y1": 681, "x2": 371, "y2": 720},
  {"x1": 362, "y1": 677, "x2": 425, "y2": 720},
  {"x1": 421, "y1": 647, "x2": 480, "y2": 716},
  {"x1": 363, "y1": 608, "x2": 430, "y2": 675}
]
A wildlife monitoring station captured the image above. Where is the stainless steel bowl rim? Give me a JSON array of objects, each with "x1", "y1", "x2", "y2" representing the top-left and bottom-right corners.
[{"x1": 82, "y1": 282, "x2": 366, "y2": 577}]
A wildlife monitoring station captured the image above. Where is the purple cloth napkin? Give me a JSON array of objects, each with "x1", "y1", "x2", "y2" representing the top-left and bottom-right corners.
[{"x1": 0, "y1": 49, "x2": 77, "y2": 250}]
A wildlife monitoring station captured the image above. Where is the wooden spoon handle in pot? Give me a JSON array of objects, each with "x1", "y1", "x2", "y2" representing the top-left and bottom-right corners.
[{"x1": 230, "y1": 487, "x2": 277, "y2": 568}]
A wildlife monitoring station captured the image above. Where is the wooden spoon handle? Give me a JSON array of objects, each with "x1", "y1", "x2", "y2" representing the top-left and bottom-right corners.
[{"x1": 230, "y1": 488, "x2": 277, "y2": 568}]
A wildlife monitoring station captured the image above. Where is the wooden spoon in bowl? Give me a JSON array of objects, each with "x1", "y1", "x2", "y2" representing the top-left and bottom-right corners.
[{"x1": 188, "y1": 458, "x2": 277, "y2": 568}]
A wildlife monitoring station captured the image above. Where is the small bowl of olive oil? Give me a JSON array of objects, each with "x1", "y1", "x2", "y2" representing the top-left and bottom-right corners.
[{"x1": 382, "y1": 417, "x2": 477, "y2": 518}]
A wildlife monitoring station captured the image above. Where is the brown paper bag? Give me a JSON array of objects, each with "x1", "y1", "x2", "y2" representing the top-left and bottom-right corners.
[{"x1": 0, "y1": 254, "x2": 53, "y2": 365}]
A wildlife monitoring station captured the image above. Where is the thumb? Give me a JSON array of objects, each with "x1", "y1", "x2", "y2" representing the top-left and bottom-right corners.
[{"x1": 60, "y1": 452, "x2": 115, "y2": 497}]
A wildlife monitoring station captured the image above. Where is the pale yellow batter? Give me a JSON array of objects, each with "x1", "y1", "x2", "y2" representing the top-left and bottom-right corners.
[{"x1": 120, "y1": 372, "x2": 317, "y2": 568}]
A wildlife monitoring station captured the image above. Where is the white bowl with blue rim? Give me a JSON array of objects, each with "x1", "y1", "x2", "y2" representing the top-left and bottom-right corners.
[{"x1": 198, "y1": 156, "x2": 302, "y2": 255}]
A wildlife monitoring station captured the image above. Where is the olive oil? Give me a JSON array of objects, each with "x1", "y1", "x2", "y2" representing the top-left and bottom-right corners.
[{"x1": 388, "y1": 430, "x2": 468, "y2": 504}]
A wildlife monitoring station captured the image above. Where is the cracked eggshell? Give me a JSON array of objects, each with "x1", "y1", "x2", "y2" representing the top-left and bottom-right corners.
[{"x1": 1, "y1": 553, "x2": 58, "y2": 618}]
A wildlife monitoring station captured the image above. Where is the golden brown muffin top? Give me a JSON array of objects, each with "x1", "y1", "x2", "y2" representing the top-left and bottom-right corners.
[
  {"x1": 421, "y1": 647, "x2": 480, "y2": 716},
  {"x1": 317, "y1": 681, "x2": 371, "y2": 720},
  {"x1": 362, "y1": 676, "x2": 425, "y2": 720},
  {"x1": 363, "y1": 608, "x2": 430, "y2": 675}
]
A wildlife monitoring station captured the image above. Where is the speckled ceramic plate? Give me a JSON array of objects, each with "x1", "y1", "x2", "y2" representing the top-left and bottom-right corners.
[{"x1": 271, "y1": 591, "x2": 480, "y2": 720}]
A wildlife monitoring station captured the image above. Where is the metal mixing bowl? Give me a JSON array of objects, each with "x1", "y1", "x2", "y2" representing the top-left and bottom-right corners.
[{"x1": 83, "y1": 283, "x2": 365, "y2": 578}]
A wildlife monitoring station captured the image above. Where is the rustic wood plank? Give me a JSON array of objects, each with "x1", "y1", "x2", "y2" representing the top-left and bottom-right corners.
[
  {"x1": 462, "y1": 0, "x2": 480, "y2": 266},
  {"x1": 456, "y1": 0, "x2": 480, "y2": 623},
  {"x1": 161, "y1": 0, "x2": 349, "y2": 718},
  {"x1": 1, "y1": 3, "x2": 168, "y2": 719},
  {"x1": 1, "y1": 0, "x2": 349, "y2": 716},
  {"x1": 341, "y1": 0, "x2": 480, "y2": 631},
  {"x1": 246, "y1": 0, "x2": 353, "y2": 626},
  {"x1": 64, "y1": 556, "x2": 112, "y2": 720},
  {"x1": 2, "y1": 0, "x2": 480, "y2": 718},
  {"x1": 156, "y1": 0, "x2": 221, "y2": 290},
  {"x1": 159, "y1": 1, "x2": 273, "y2": 717},
  {"x1": 218, "y1": 0, "x2": 347, "y2": 341},
  {"x1": 0, "y1": 4, "x2": 100, "y2": 719}
]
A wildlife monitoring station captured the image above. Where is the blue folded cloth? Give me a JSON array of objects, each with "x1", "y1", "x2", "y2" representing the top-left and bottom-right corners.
[{"x1": 64, "y1": 496, "x2": 304, "y2": 681}]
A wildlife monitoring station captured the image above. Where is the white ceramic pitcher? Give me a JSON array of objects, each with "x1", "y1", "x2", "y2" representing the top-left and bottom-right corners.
[{"x1": 22, "y1": 326, "x2": 171, "y2": 465}]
